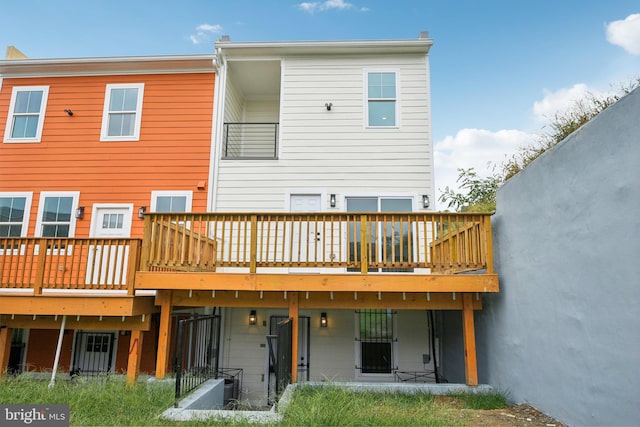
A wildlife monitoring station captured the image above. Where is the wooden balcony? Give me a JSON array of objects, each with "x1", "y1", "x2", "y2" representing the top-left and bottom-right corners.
[
  {"x1": 0, "y1": 238, "x2": 154, "y2": 317},
  {"x1": 0, "y1": 213, "x2": 499, "y2": 301},
  {"x1": 136, "y1": 212, "x2": 499, "y2": 295}
]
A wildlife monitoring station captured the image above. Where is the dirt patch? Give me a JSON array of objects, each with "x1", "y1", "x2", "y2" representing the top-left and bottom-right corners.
[
  {"x1": 435, "y1": 397, "x2": 565, "y2": 427},
  {"x1": 465, "y1": 404, "x2": 564, "y2": 427}
]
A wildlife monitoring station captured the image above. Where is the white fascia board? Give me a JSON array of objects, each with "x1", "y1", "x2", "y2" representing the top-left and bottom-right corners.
[
  {"x1": 0, "y1": 54, "x2": 217, "y2": 78},
  {"x1": 215, "y1": 39, "x2": 433, "y2": 57}
]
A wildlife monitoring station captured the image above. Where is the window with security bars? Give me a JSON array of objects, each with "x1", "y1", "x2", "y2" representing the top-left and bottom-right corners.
[{"x1": 357, "y1": 309, "x2": 395, "y2": 374}]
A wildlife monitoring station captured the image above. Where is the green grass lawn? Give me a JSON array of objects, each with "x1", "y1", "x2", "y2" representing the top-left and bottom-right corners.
[{"x1": 0, "y1": 376, "x2": 507, "y2": 426}]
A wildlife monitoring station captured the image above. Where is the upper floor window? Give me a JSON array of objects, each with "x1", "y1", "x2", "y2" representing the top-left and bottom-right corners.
[
  {"x1": 0, "y1": 193, "x2": 32, "y2": 237},
  {"x1": 151, "y1": 191, "x2": 193, "y2": 213},
  {"x1": 35, "y1": 192, "x2": 79, "y2": 238},
  {"x1": 100, "y1": 83, "x2": 144, "y2": 141},
  {"x1": 366, "y1": 72, "x2": 397, "y2": 128},
  {"x1": 3, "y1": 86, "x2": 49, "y2": 143}
]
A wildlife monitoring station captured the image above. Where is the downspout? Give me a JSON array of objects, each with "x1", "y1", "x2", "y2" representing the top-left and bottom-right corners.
[
  {"x1": 207, "y1": 50, "x2": 227, "y2": 213},
  {"x1": 48, "y1": 315, "x2": 67, "y2": 388}
]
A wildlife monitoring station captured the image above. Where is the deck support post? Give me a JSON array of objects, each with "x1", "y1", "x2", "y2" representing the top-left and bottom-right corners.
[
  {"x1": 289, "y1": 291, "x2": 299, "y2": 383},
  {"x1": 0, "y1": 327, "x2": 13, "y2": 377},
  {"x1": 126, "y1": 330, "x2": 144, "y2": 386},
  {"x1": 462, "y1": 293, "x2": 478, "y2": 386},
  {"x1": 155, "y1": 290, "x2": 172, "y2": 379}
]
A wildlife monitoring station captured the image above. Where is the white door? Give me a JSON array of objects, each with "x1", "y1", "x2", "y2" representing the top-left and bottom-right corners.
[
  {"x1": 71, "y1": 331, "x2": 117, "y2": 375},
  {"x1": 87, "y1": 205, "x2": 133, "y2": 285},
  {"x1": 289, "y1": 195, "x2": 321, "y2": 272}
]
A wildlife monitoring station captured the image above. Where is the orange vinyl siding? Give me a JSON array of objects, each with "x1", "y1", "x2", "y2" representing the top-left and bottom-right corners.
[
  {"x1": 24, "y1": 329, "x2": 74, "y2": 372},
  {"x1": 0, "y1": 73, "x2": 215, "y2": 238}
]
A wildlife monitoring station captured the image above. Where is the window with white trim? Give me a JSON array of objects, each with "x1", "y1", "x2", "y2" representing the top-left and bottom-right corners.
[
  {"x1": 151, "y1": 191, "x2": 192, "y2": 213},
  {"x1": 100, "y1": 83, "x2": 144, "y2": 141},
  {"x1": 0, "y1": 193, "x2": 32, "y2": 238},
  {"x1": 366, "y1": 72, "x2": 397, "y2": 127},
  {"x1": 4, "y1": 86, "x2": 49, "y2": 143},
  {"x1": 35, "y1": 192, "x2": 79, "y2": 238}
]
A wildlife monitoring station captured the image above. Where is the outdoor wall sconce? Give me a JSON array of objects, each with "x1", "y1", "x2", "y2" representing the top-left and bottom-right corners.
[
  {"x1": 325, "y1": 102, "x2": 333, "y2": 111},
  {"x1": 64, "y1": 109, "x2": 73, "y2": 116},
  {"x1": 320, "y1": 312, "x2": 328, "y2": 328},
  {"x1": 75, "y1": 206, "x2": 84, "y2": 219},
  {"x1": 330, "y1": 194, "x2": 336, "y2": 208},
  {"x1": 422, "y1": 195, "x2": 430, "y2": 209},
  {"x1": 138, "y1": 206, "x2": 147, "y2": 219},
  {"x1": 249, "y1": 310, "x2": 257, "y2": 325}
]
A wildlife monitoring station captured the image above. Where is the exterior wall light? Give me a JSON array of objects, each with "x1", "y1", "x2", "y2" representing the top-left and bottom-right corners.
[
  {"x1": 422, "y1": 195, "x2": 430, "y2": 209},
  {"x1": 320, "y1": 312, "x2": 328, "y2": 328},
  {"x1": 249, "y1": 310, "x2": 257, "y2": 325},
  {"x1": 138, "y1": 206, "x2": 147, "y2": 219},
  {"x1": 75, "y1": 206, "x2": 84, "y2": 219},
  {"x1": 330, "y1": 194, "x2": 336, "y2": 208}
]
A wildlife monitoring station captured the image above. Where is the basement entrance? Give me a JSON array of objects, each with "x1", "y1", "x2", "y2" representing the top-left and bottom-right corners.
[{"x1": 267, "y1": 315, "x2": 310, "y2": 403}]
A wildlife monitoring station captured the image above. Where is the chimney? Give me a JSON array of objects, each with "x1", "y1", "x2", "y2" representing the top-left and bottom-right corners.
[
  {"x1": 5, "y1": 46, "x2": 27, "y2": 59},
  {"x1": 419, "y1": 31, "x2": 429, "y2": 39}
]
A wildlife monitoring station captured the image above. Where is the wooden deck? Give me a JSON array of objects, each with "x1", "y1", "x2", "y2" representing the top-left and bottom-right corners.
[
  {"x1": 137, "y1": 212, "x2": 498, "y2": 293},
  {"x1": 0, "y1": 212, "x2": 498, "y2": 386}
]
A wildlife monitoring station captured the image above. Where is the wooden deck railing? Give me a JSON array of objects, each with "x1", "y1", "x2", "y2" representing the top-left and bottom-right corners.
[
  {"x1": 141, "y1": 212, "x2": 493, "y2": 274},
  {"x1": 0, "y1": 238, "x2": 140, "y2": 294}
]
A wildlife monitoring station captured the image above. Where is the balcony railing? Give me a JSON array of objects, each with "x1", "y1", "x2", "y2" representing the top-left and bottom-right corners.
[
  {"x1": 0, "y1": 238, "x2": 140, "y2": 294},
  {"x1": 141, "y1": 213, "x2": 493, "y2": 274},
  {"x1": 222, "y1": 122, "x2": 279, "y2": 159}
]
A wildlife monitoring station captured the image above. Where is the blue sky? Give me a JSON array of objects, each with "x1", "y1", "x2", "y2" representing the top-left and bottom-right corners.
[{"x1": 2, "y1": 0, "x2": 639, "y2": 208}]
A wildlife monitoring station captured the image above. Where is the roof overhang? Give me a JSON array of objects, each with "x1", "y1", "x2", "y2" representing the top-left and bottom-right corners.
[
  {"x1": 215, "y1": 38, "x2": 433, "y2": 59},
  {"x1": 0, "y1": 54, "x2": 216, "y2": 78}
]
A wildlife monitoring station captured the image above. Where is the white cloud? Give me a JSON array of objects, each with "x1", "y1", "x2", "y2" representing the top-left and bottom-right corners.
[
  {"x1": 606, "y1": 13, "x2": 640, "y2": 55},
  {"x1": 532, "y1": 84, "x2": 613, "y2": 122},
  {"x1": 189, "y1": 23, "x2": 223, "y2": 45},
  {"x1": 434, "y1": 128, "x2": 535, "y2": 209},
  {"x1": 296, "y1": 0, "x2": 358, "y2": 14}
]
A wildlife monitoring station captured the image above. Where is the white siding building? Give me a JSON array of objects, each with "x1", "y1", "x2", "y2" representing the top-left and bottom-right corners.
[{"x1": 208, "y1": 35, "x2": 440, "y2": 404}]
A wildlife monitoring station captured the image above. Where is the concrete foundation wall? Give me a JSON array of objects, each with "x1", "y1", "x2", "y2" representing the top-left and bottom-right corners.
[{"x1": 474, "y1": 88, "x2": 640, "y2": 426}]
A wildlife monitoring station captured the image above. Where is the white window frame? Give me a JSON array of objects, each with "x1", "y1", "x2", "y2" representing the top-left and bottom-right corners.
[
  {"x1": 150, "y1": 191, "x2": 193, "y2": 213},
  {"x1": 354, "y1": 309, "x2": 398, "y2": 380},
  {"x1": 364, "y1": 70, "x2": 400, "y2": 129},
  {"x1": 100, "y1": 83, "x2": 144, "y2": 142},
  {"x1": 0, "y1": 192, "x2": 33, "y2": 238},
  {"x1": 0, "y1": 192, "x2": 33, "y2": 255},
  {"x1": 4, "y1": 86, "x2": 49, "y2": 143},
  {"x1": 34, "y1": 191, "x2": 80, "y2": 238}
]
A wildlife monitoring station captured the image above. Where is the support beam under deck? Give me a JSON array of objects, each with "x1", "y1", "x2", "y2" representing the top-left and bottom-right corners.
[
  {"x1": 0, "y1": 327, "x2": 13, "y2": 377},
  {"x1": 289, "y1": 292, "x2": 299, "y2": 384},
  {"x1": 136, "y1": 272, "x2": 499, "y2": 293},
  {"x1": 462, "y1": 293, "x2": 478, "y2": 386},
  {"x1": 127, "y1": 330, "x2": 144, "y2": 386},
  {"x1": 155, "y1": 290, "x2": 172, "y2": 379}
]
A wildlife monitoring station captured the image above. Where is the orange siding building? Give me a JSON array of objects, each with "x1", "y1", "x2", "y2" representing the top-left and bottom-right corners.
[{"x1": 0, "y1": 55, "x2": 215, "y2": 375}]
